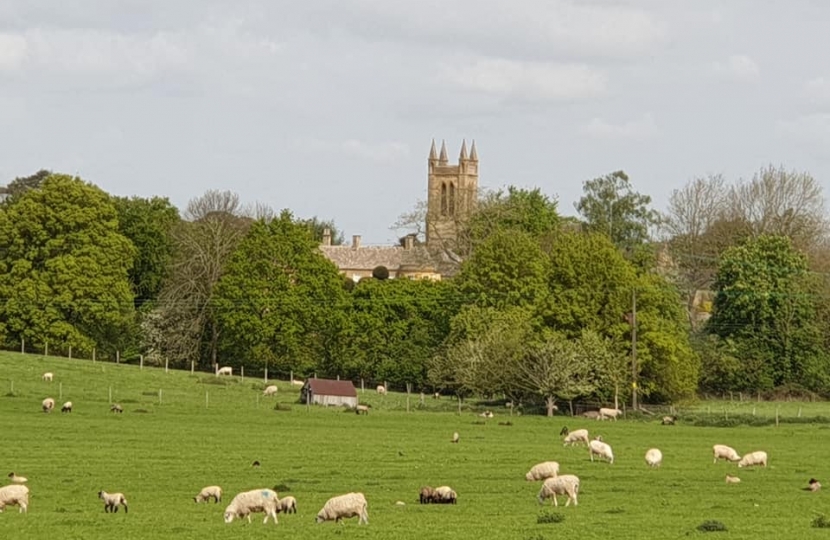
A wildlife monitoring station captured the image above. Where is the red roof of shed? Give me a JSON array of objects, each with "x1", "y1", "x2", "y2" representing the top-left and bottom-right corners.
[{"x1": 306, "y1": 378, "x2": 357, "y2": 397}]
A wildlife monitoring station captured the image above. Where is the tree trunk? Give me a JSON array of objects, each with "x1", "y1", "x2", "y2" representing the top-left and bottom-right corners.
[{"x1": 546, "y1": 396, "x2": 557, "y2": 417}]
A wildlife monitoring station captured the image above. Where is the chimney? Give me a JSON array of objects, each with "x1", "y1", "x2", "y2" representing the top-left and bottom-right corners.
[
  {"x1": 352, "y1": 235, "x2": 361, "y2": 249},
  {"x1": 404, "y1": 235, "x2": 415, "y2": 250},
  {"x1": 322, "y1": 227, "x2": 332, "y2": 246}
]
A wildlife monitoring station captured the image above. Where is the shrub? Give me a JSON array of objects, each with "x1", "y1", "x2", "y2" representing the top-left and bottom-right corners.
[
  {"x1": 372, "y1": 265, "x2": 390, "y2": 280},
  {"x1": 812, "y1": 515, "x2": 830, "y2": 528},
  {"x1": 537, "y1": 512, "x2": 565, "y2": 524},
  {"x1": 274, "y1": 403, "x2": 292, "y2": 412},
  {"x1": 696, "y1": 520, "x2": 727, "y2": 532}
]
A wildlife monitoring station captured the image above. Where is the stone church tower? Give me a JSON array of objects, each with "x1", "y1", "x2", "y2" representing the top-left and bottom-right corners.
[{"x1": 426, "y1": 139, "x2": 478, "y2": 249}]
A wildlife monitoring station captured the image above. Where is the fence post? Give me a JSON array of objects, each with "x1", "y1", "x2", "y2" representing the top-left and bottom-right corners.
[
  {"x1": 205, "y1": 391, "x2": 209, "y2": 409},
  {"x1": 109, "y1": 387, "x2": 112, "y2": 403},
  {"x1": 290, "y1": 370, "x2": 294, "y2": 384},
  {"x1": 775, "y1": 406, "x2": 780, "y2": 427},
  {"x1": 92, "y1": 347, "x2": 96, "y2": 363},
  {"x1": 241, "y1": 366, "x2": 244, "y2": 383},
  {"x1": 406, "y1": 383, "x2": 412, "y2": 413},
  {"x1": 45, "y1": 341, "x2": 48, "y2": 357},
  {"x1": 21, "y1": 338, "x2": 25, "y2": 354},
  {"x1": 337, "y1": 374, "x2": 340, "y2": 381},
  {"x1": 159, "y1": 389, "x2": 163, "y2": 405},
  {"x1": 361, "y1": 378, "x2": 365, "y2": 393},
  {"x1": 191, "y1": 361, "x2": 195, "y2": 374},
  {"x1": 68, "y1": 346, "x2": 72, "y2": 359},
  {"x1": 140, "y1": 355, "x2": 144, "y2": 370},
  {"x1": 264, "y1": 367, "x2": 268, "y2": 383},
  {"x1": 116, "y1": 350, "x2": 120, "y2": 364},
  {"x1": 165, "y1": 358, "x2": 169, "y2": 374}
]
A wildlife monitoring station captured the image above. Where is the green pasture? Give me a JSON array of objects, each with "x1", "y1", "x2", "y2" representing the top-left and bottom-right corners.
[{"x1": 1, "y1": 351, "x2": 830, "y2": 540}]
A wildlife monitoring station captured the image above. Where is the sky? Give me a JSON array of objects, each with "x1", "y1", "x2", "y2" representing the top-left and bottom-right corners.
[{"x1": 1, "y1": 1, "x2": 829, "y2": 245}]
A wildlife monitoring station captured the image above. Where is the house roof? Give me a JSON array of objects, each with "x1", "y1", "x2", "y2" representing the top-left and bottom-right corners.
[
  {"x1": 306, "y1": 378, "x2": 357, "y2": 397},
  {"x1": 319, "y1": 245, "x2": 437, "y2": 272}
]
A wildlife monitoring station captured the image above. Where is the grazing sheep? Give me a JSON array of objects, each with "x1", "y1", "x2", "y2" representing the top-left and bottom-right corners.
[
  {"x1": 725, "y1": 475, "x2": 741, "y2": 484},
  {"x1": 0, "y1": 484, "x2": 29, "y2": 513},
  {"x1": 537, "y1": 474, "x2": 580, "y2": 507},
  {"x1": 355, "y1": 404, "x2": 369, "y2": 415},
  {"x1": 194, "y1": 485, "x2": 222, "y2": 503},
  {"x1": 433, "y1": 392, "x2": 440, "y2": 399},
  {"x1": 262, "y1": 385, "x2": 278, "y2": 396},
  {"x1": 41, "y1": 372, "x2": 53, "y2": 382},
  {"x1": 589, "y1": 439, "x2": 614, "y2": 464},
  {"x1": 98, "y1": 490, "x2": 128, "y2": 513},
  {"x1": 223, "y1": 488, "x2": 279, "y2": 524},
  {"x1": 581, "y1": 410, "x2": 601, "y2": 420},
  {"x1": 291, "y1": 379, "x2": 304, "y2": 387},
  {"x1": 807, "y1": 479, "x2": 822, "y2": 492},
  {"x1": 645, "y1": 448, "x2": 663, "y2": 468},
  {"x1": 712, "y1": 444, "x2": 741, "y2": 464},
  {"x1": 419, "y1": 486, "x2": 436, "y2": 504},
  {"x1": 451, "y1": 432, "x2": 459, "y2": 443},
  {"x1": 661, "y1": 415, "x2": 676, "y2": 425},
  {"x1": 478, "y1": 410, "x2": 494, "y2": 418},
  {"x1": 110, "y1": 404, "x2": 123, "y2": 414},
  {"x1": 42, "y1": 397, "x2": 55, "y2": 413},
  {"x1": 525, "y1": 461, "x2": 560, "y2": 481},
  {"x1": 376, "y1": 385, "x2": 387, "y2": 395},
  {"x1": 599, "y1": 407, "x2": 622, "y2": 421},
  {"x1": 737, "y1": 450, "x2": 768, "y2": 468},
  {"x1": 315, "y1": 492, "x2": 368, "y2": 525},
  {"x1": 432, "y1": 486, "x2": 457, "y2": 504},
  {"x1": 61, "y1": 401, "x2": 73, "y2": 413},
  {"x1": 277, "y1": 496, "x2": 297, "y2": 514},
  {"x1": 217, "y1": 366, "x2": 232, "y2": 376},
  {"x1": 7, "y1": 473, "x2": 27, "y2": 484},
  {"x1": 563, "y1": 428, "x2": 590, "y2": 447}
]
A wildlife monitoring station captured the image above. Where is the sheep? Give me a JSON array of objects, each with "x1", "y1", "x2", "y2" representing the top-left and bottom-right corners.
[
  {"x1": 661, "y1": 415, "x2": 676, "y2": 425},
  {"x1": 645, "y1": 448, "x2": 663, "y2": 468},
  {"x1": 589, "y1": 439, "x2": 614, "y2": 464},
  {"x1": 737, "y1": 450, "x2": 768, "y2": 468},
  {"x1": 42, "y1": 397, "x2": 55, "y2": 413},
  {"x1": 451, "y1": 432, "x2": 459, "y2": 443},
  {"x1": 433, "y1": 392, "x2": 440, "y2": 399},
  {"x1": 807, "y1": 479, "x2": 822, "y2": 492},
  {"x1": 223, "y1": 488, "x2": 279, "y2": 524},
  {"x1": 0, "y1": 484, "x2": 29, "y2": 513},
  {"x1": 525, "y1": 461, "x2": 560, "y2": 481},
  {"x1": 262, "y1": 385, "x2": 278, "y2": 396},
  {"x1": 61, "y1": 401, "x2": 73, "y2": 413},
  {"x1": 110, "y1": 404, "x2": 123, "y2": 414},
  {"x1": 291, "y1": 379, "x2": 305, "y2": 387},
  {"x1": 563, "y1": 428, "x2": 590, "y2": 447},
  {"x1": 478, "y1": 410, "x2": 494, "y2": 418},
  {"x1": 537, "y1": 474, "x2": 580, "y2": 507},
  {"x1": 315, "y1": 492, "x2": 368, "y2": 525},
  {"x1": 7, "y1": 473, "x2": 27, "y2": 484},
  {"x1": 41, "y1": 372, "x2": 53, "y2": 382},
  {"x1": 376, "y1": 385, "x2": 387, "y2": 395},
  {"x1": 712, "y1": 444, "x2": 741, "y2": 464},
  {"x1": 98, "y1": 490, "x2": 128, "y2": 513},
  {"x1": 419, "y1": 486, "x2": 435, "y2": 504},
  {"x1": 217, "y1": 366, "x2": 232, "y2": 376},
  {"x1": 355, "y1": 404, "x2": 369, "y2": 415},
  {"x1": 432, "y1": 486, "x2": 457, "y2": 504},
  {"x1": 194, "y1": 485, "x2": 222, "y2": 503},
  {"x1": 725, "y1": 475, "x2": 741, "y2": 484},
  {"x1": 599, "y1": 407, "x2": 622, "y2": 421},
  {"x1": 277, "y1": 496, "x2": 297, "y2": 514},
  {"x1": 581, "y1": 410, "x2": 601, "y2": 420}
]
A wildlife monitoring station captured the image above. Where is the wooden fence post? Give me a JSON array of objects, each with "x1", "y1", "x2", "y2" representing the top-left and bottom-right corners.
[
  {"x1": 264, "y1": 367, "x2": 268, "y2": 383},
  {"x1": 21, "y1": 338, "x2": 25, "y2": 354},
  {"x1": 165, "y1": 357, "x2": 169, "y2": 374},
  {"x1": 241, "y1": 366, "x2": 245, "y2": 382},
  {"x1": 108, "y1": 386, "x2": 112, "y2": 403},
  {"x1": 45, "y1": 341, "x2": 48, "y2": 357},
  {"x1": 140, "y1": 355, "x2": 144, "y2": 370},
  {"x1": 159, "y1": 389, "x2": 163, "y2": 405},
  {"x1": 116, "y1": 350, "x2": 120, "y2": 364},
  {"x1": 92, "y1": 347, "x2": 96, "y2": 363},
  {"x1": 205, "y1": 391, "x2": 209, "y2": 409},
  {"x1": 361, "y1": 378, "x2": 365, "y2": 393},
  {"x1": 191, "y1": 361, "x2": 195, "y2": 374},
  {"x1": 68, "y1": 346, "x2": 72, "y2": 359}
]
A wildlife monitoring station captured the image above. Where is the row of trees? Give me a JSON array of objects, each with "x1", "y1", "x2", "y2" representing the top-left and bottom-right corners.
[{"x1": 1, "y1": 164, "x2": 829, "y2": 411}]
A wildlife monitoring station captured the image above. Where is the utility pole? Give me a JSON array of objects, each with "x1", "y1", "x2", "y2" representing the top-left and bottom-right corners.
[{"x1": 631, "y1": 288, "x2": 638, "y2": 410}]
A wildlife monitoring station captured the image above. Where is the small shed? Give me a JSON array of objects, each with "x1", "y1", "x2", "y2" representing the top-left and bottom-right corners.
[{"x1": 301, "y1": 379, "x2": 358, "y2": 408}]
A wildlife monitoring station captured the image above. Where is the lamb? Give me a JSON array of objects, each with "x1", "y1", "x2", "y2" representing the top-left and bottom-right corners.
[
  {"x1": 376, "y1": 385, "x2": 387, "y2": 395},
  {"x1": 645, "y1": 448, "x2": 663, "y2": 468},
  {"x1": 537, "y1": 474, "x2": 580, "y2": 507},
  {"x1": 807, "y1": 479, "x2": 822, "y2": 492},
  {"x1": 525, "y1": 461, "x2": 560, "y2": 481},
  {"x1": 355, "y1": 404, "x2": 369, "y2": 415},
  {"x1": 316, "y1": 492, "x2": 368, "y2": 525},
  {"x1": 7, "y1": 473, "x2": 27, "y2": 484},
  {"x1": 725, "y1": 475, "x2": 741, "y2": 484},
  {"x1": 98, "y1": 490, "x2": 128, "y2": 513},
  {"x1": 0, "y1": 484, "x2": 29, "y2": 513},
  {"x1": 42, "y1": 397, "x2": 55, "y2": 413},
  {"x1": 223, "y1": 488, "x2": 279, "y2": 524},
  {"x1": 194, "y1": 485, "x2": 222, "y2": 503},
  {"x1": 110, "y1": 404, "x2": 123, "y2": 414},
  {"x1": 61, "y1": 401, "x2": 73, "y2": 413},
  {"x1": 262, "y1": 385, "x2": 278, "y2": 396},
  {"x1": 42, "y1": 372, "x2": 53, "y2": 382},
  {"x1": 451, "y1": 432, "x2": 459, "y2": 443},
  {"x1": 737, "y1": 450, "x2": 768, "y2": 468},
  {"x1": 712, "y1": 444, "x2": 741, "y2": 464},
  {"x1": 217, "y1": 366, "x2": 233, "y2": 376},
  {"x1": 661, "y1": 415, "x2": 676, "y2": 425},
  {"x1": 599, "y1": 407, "x2": 623, "y2": 421},
  {"x1": 563, "y1": 428, "x2": 590, "y2": 447},
  {"x1": 419, "y1": 486, "x2": 436, "y2": 504},
  {"x1": 478, "y1": 410, "x2": 494, "y2": 418},
  {"x1": 277, "y1": 496, "x2": 297, "y2": 514},
  {"x1": 589, "y1": 439, "x2": 614, "y2": 464},
  {"x1": 432, "y1": 486, "x2": 457, "y2": 504}
]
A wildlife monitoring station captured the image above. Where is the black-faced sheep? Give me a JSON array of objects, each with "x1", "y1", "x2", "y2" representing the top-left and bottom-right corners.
[
  {"x1": 419, "y1": 486, "x2": 435, "y2": 504},
  {"x1": 61, "y1": 401, "x2": 72, "y2": 413},
  {"x1": 98, "y1": 490, "x2": 128, "y2": 513},
  {"x1": 432, "y1": 486, "x2": 457, "y2": 504},
  {"x1": 807, "y1": 478, "x2": 822, "y2": 492},
  {"x1": 110, "y1": 404, "x2": 123, "y2": 414},
  {"x1": 355, "y1": 404, "x2": 369, "y2": 415},
  {"x1": 7, "y1": 473, "x2": 27, "y2": 484}
]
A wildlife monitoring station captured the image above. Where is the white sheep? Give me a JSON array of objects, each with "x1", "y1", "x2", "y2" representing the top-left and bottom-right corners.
[
  {"x1": 316, "y1": 492, "x2": 368, "y2": 525},
  {"x1": 433, "y1": 486, "x2": 457, "y2": 504},
  {"x1": 589, "y1": 439, "x2": 614, "y2": 464},
  {"x1": 599, "y1": 407, "x2": 622, "y2": 421},
  {"x1": 277, "y1": 496, "x2": 297, "y2": 514},
  {"x1": 737, "y1": 450, "x2": 768, "y2": 468},
  {"x1": 262, "y1": 385, "x2": 278, "y2": 396},
  {"x1": 537, "y1": 474, "x2": 580, "y2": 507},
  {"x1": 224, "y1": 488, "x2": 279, "y2": 524},
  {"x1": 355, "y1": 404, "x2": 369, "y2": 415},
  {"x1": 645, "y1": 448, "x2": 663, "y2": 468},
  {"x1": 451, "y1": 432, "x2": 459, "y2": 443},
  {"x1": 7, "y1": 473, "x2": 27, "y2": 484},
  {"x1": 563, "y1": 428, "x2": 590, "y2": 446},
  {"x1": 42, "y1": 397, "x2": 55, "y2": 413},
  {"x1": 712, "y1": 444, "x2": 741, "y2": 464},
  {"x1": 725, "y1": 475, "x2": 741, "y2": 484},
  {"x1": 61, "y1": 401, "x2": 73, "y2": 413},
  {"x1": 291, "y1": 379, "x2": 304, "y2": 387},
  {"x1": 194, "y1": 485, "x2": 222, "y2": 503},
  {"x1": 376, "y1": 385, "x2": 387, "y2": 395},
  {"x1": 42, "y1": 372, "x2": 53, "y2": 382},
  {"x1": 98, "y1": 490, "x2": 128, "y2": 513},
  {"x1": 0, "y1": 484, "x2": 29, "y2": 513},
  {"x1": 525, "y1": 461, "x2": 560, "y2": 481},
  {"x1": 217, "y1": 366, "x2": 233, "y2": 376}
]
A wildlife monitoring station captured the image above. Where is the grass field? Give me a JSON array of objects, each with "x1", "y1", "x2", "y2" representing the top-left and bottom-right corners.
[{"x1": 1, "y1": 351, "x2": 830, "y2": 539}]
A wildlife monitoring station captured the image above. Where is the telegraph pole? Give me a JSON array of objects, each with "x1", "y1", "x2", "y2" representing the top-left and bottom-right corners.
[{"x1": 631, "y1": 288, "x2": 638, "y2": 410}]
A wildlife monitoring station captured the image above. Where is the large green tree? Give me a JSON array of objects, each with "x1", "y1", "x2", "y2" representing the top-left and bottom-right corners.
[
  {"x1": 0, "y1": 174, "x2": 136, "y2": 353},
  {"x1": 2, "y1": 169, "x2": 51, "y2": 206}
]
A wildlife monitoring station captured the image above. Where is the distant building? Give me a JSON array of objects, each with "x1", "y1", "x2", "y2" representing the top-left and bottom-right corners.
[
  {"x1": 300, "y1": 378, "x2": 358, "y2": 408},
  {"x1": 319, "y1": 232, "x2": 442, "y2": 282},
  {"x1": 426, "y1": 139, "x2": 479, "y2": 251}
]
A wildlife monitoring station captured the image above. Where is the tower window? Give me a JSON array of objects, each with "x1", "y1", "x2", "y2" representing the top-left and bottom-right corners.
[
  {"x1": 449, "y1": 183, "x2": 456, "y2": 216},
  {"x1": 441, "y1": 183, "x2": 448, "y2": 216}
]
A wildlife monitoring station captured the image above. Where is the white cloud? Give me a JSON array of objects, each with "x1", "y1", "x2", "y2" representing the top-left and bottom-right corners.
[
  {"x1": 297, "y1": 138, "x2": 410, "y2": 163},
  {"x1": 581, "y1": 112, "x2": 659, "y2": 140},
  {"x1": 443, "y1": 58, "x2": 607, "y2": 102},
  {"x1": 712, "y1": 54, "x2": 760, "y2": 82},
  {"x1": 803, "y1": 77, "x2": 830, "y2": 109}
]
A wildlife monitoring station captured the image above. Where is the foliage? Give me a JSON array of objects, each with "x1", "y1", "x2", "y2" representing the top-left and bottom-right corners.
[
  {"x1": 1, "y1": 168, "x2": 51, "y2": 206},
  {"x1": 812, "y1": 515, "x2": 830, "y2": 529},
  {"x1": 302, "y1": 215, "x2": 345, "y2": 245},
  {"x1": 536, "y1": 512, "x2": 565, "y2": 524},
  {"x1": 696, "y1": 520, "x2": 727, "y2": 532},
  {"x1": 462, "y1": 186, "x2": 560, "y2": 250},
  {"x1": 372, "y1": 265, "x2": 390, "y2": 280}
]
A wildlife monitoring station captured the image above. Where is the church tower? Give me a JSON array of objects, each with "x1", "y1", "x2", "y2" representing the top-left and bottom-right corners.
[{"x1": 426, "y1": 139, "x2": 478, "y2": 249}]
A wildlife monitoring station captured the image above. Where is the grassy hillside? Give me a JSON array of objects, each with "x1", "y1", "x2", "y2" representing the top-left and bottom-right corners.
[{"x1": 1, "y1": 351, "x2": 829, "y2": 539}]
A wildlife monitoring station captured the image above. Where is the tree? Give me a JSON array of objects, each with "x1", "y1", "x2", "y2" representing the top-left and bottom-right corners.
[
  {"x1": 303, "y1": 216, "x2": 345, "y2": 245},
  {"x1": 0, "y1": 174, "x2": 136, "y2": 354},
  {"x1": 575, "y1": 171, "x2": 661, "y2": 253},
  {"x1": 372, "y1": 266, "x2": 390, "y2": 280},
  {"x1": 2, "y1": 169, "x2": 51, "y2": 206}
]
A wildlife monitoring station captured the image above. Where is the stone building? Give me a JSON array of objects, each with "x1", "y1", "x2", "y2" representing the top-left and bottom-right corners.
[
  {"x1": 319, "y1": 231, "x2": 442, "y2": 282},
  {"x1": 426, "y1": 139, "x2": 479, "y2": 251}
]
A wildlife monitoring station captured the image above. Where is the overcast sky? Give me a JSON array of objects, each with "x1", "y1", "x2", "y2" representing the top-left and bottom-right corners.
[{"x1": 1, "y1": 1, "x2": 829, "y2": 244}]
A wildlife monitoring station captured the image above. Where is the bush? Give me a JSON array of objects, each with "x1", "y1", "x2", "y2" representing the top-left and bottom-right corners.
[
  {"x1": 536, "y1": 512, "x2": 565, "y2": 524},
  {"x1": 812, "y1": 515, "x2": 830, "y2": 528},
  {"x1": 372, "y1": 265, "x2": 390, "y2": 280},
  {"x1": 696, "y1": 520, "x2": 727, "y2": 532}
]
